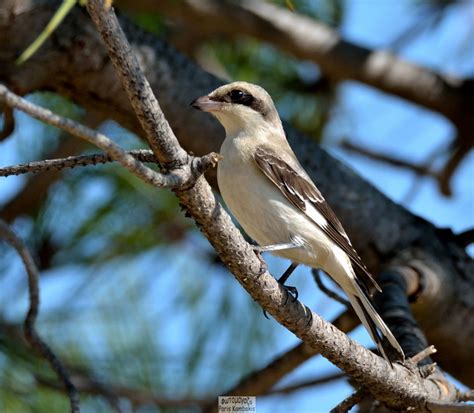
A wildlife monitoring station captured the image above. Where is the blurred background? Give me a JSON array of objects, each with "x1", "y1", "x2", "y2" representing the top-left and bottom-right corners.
[{"x1": 0, "y1": 0, "x2": 473, "y2": 412}]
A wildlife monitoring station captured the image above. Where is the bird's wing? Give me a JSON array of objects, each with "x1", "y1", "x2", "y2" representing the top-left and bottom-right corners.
[{"x1": 254, "y1": 146, "x2": 381, "y2": 293}]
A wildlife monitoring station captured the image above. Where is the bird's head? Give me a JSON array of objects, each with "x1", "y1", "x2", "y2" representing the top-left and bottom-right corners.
[{"x1": 191, "y1": 81, "x2": 282, "y2": 137}]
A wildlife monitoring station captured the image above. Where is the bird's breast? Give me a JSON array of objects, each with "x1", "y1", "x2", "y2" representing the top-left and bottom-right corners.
[{"x1": 217, "y1": 138, "x2": 331, "y2": 268}]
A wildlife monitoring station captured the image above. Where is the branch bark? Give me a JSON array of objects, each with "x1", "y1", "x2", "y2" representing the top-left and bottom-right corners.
[{"x1": 0, "y1": 149, "x2": 157, "y2": 177}]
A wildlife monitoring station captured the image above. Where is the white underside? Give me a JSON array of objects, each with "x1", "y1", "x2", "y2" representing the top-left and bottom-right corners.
[{"x1": 217, "y1": 134, "x2": 357, "y2": 294}]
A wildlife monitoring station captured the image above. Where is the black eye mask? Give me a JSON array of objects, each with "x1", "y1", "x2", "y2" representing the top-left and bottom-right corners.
[{"x1": 228, "y1": 89, "x2": 254, "y2": 106}]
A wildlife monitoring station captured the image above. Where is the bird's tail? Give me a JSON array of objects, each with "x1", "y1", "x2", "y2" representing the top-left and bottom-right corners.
[{"x1": 347, "y1": 284, "x2": 404, "y2": 363}]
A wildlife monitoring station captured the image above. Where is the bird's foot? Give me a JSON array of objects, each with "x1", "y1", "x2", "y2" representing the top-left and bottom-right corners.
[
  {"x1": 283, "y1": 284, "x2": 298, "y2": 303},
  {"x1": 253, "y1": 250, "x2": 268, "y2": 275},
  {"x1": 262, "y1": 279, "x2": 299, "y2": 319}
]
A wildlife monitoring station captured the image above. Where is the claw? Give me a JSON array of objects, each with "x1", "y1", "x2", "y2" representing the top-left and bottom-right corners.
[
  {"x1": 261, "y1": 262, "x2": 299, "y2": 319},
  {"x1": 262, "y1": 283, "x2": 299, "y2": 319},
  {"x1": 285, "y1": 285, "x2": 298, "y2": 302}
]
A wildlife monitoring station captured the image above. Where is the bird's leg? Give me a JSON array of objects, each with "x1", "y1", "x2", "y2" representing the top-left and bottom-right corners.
[
  {"x1": 263, "y1": 262, "x2": 299, "y2": 319},
  {"x1": 278, "y1": 262, "x2": 299, "y2": 302}
]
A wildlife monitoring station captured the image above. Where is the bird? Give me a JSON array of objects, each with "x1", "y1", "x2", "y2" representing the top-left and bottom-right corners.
[{"x1": 191, "y1": 81, "x2": 404, "y2": 363}]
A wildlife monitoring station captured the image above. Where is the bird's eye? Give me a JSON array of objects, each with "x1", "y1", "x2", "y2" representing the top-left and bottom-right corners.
[
  {"x1": 228, "y1": 89, "x2": 253, "y2": 105},
  {"x1": 229, "y1": 90, "x2": 244, "y2": 101}
]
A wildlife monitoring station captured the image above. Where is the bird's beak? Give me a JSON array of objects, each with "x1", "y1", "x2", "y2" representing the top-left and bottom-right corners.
[{"x1": 190, "y1": 95, "x2": 223, "y2": 112}]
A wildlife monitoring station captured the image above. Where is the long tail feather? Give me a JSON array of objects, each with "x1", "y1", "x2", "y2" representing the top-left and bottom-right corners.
[{"x1": 347, "y1": 287, "x2": 404, "y2": 363}]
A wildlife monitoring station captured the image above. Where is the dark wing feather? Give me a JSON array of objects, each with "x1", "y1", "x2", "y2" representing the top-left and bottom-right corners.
[{"x1": 254, "y1": 146, "x2": 381, "y2": 293}]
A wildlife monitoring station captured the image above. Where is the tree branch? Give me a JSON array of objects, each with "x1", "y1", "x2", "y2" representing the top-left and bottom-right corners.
[
  {"x1": 0, "y1": 102, "x2": 15, "y2": 141},
  {"x1": 331, "y1": 387, "x2": 367, "y2": 413},
  {"x1": 0, "y1": 136, "x2": 85, "y2": 223},
  {"x1": 312, "y1": 269, "x2": 350, "y2": 307},
  {"x1": 0, "y1": 149, "x2": 157, "y2": 177},
  {"x1": 374, "y1": 268, "x2": 431, "y2": 361},
  {"x1": 423, "y1": 401, "x2": 474, "y2": 413},
  {"x1": 268, "y1": 371, "x2": 346, "y2": 396},
  {"x1": 456, "y1": 228, "x2": 474, "y2": 248},
  {"x1": 340, "y1": 139, "x2": 437, "y2": 178},
  {"x1": 0, "y1": 219, "x2": 79, "y2": 413},
  {"x1": 36, "y1": 374, "x2": 210, "y2": 410},
  {"x1": 438, "y1": 138, "x2": 472, "y2": 197},
  {"x1": 0, "y1": 84, "x2": 220, "y2": 190}
]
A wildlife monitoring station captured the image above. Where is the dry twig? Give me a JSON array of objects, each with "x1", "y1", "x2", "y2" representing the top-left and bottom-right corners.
[
  {"x1": 0, "y1": 149, "x2": 157, "y2": 177},
  {"x1": 312, "y1": 269, "x2": 350, "y2": 307},
  {"x1": 331, "y1": 387, "x2": 367, "y2": 413},
  {"x1": 0, "y1": 219, "x2": 79, "y2": 413},
  {"x1": 0, "y1": 84, "x2": 219, "y2": 190}
]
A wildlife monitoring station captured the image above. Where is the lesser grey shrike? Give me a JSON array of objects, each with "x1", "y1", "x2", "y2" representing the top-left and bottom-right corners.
[{"x1": 191, "y1": 81, "x2": 404, "y2": 362}]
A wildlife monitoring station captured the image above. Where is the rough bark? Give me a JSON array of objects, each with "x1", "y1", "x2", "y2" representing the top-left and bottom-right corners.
[{"x1": 0, "y1": 0, "x2": 472, "y2": 386}]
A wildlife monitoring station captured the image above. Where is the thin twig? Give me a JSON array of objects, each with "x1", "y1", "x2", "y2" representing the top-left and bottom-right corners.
[
  {"x1": 438, "y1": 138, "x2": 471, "y2": 197},
  {"x1": 458, "y1": 391, "x2": 474, "y2": 402},
  {"x1": 424, "y1": 401, "x2": 474, "y2": 412},
  {"x1": 410, "y1": 345, "x2": 437, "y2": 365},
  {"x1": 36, "y1": 374, "x2": 210, "y2": 409},
  {"x1": 0, "y1": 219, "x2": 79, "y2": 413},
  {"x1": 419, "y1": 363, "x2": 437, "y2": 379},
  {"x1": 0, "y1": 149, "x2": 157, "y2": 177},
  {"x1": 268, "y1": 371, "x2": 346, "y2": 395},
  {"x1": 312, "y1": 269, "x2": 350, "y2": 307},
  {"x1": 340, "y1": 140, "x2": 437, "y2": 177},
  {"x1": 0, "y1": 84, "x2": 218, "y2": 189},
  {"x1": 331, "y1": 387, "x2": 367, "y2": 413}
]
